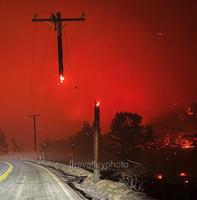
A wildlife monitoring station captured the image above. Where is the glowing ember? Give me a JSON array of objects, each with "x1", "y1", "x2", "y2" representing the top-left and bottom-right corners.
[
  {"x1": 179, "y1": 172, "x2": 187, "y2": 177},
  {"x1": 156, "y1": 174, "x2": 163, "y2": 180},
  {"x1": 181, "y1": 140, "x2": 193, "y2": 149},
  {"x1": 178, "y1": 136, "x2": 194, "y2": 149},
  {"x1": 187, "y1": 106, "x2": 194, "y2": 116},
  {"x1": 182, "y1": 145, "x2": 192, "y2": 149}
]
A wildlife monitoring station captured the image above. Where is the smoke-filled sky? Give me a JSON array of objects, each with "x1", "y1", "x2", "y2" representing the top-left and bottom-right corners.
[{"x1": 0, "y1": 0, "x2": 197, "y2": 150}]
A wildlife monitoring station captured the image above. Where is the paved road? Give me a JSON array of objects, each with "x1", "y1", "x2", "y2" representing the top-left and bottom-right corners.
[
  {"x1": 0, "y1": 160, "x2": 85, "y2": 200},
  {"x1": 0, "y1": 162, "x2": 9, "y2": 176}
]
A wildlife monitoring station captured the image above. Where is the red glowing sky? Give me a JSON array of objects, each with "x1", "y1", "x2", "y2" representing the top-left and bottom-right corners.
[{"x1": 0, "y1": 0, "x2": 197, "y2": 149}]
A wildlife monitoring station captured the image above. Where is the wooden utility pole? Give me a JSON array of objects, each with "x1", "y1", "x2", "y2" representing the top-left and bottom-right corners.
[
  {"x1": 32, "y1": 12, "x2": 85, "y2": 83},
  {"x1": 29, "y1": 114, "x2": 40, "y2": 160},
  {"x1": 93, "y1": 101, "x2": 101, "y2": 183}
]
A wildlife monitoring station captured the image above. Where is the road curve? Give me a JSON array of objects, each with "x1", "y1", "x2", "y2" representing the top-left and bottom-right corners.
[
  {"x1": 0, "y1": 161, "x2": 13, "y2": 182},
  {"x1": 0, "y1": 160, "x2": 85, "y2": 200}
]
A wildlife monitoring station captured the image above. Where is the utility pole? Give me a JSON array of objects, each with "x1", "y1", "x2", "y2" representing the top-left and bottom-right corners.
[
  {"x1": 93, "y1": 101, "x2": 101, "y2": 183},
  {"x1": 29, "y1": 114, "x2": 40, "y2": 160},
  {"x1": 32, "y1": 12, "x2": 85, "y2": 83}
]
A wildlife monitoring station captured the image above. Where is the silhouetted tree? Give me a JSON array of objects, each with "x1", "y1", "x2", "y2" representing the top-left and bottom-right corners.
[
  {"x1": 144, "y1": 124, "x2": 158, "y2": 148},
  {"x1": 144, "y1": 125, "x2": 154, "y2": 142},
  {"x1": 70, "y1": 121, "x2": 94, "y2": 161},
  {"x1": 0, "y1": 130, "x2": 8, "y2": 154},
  {"x1": 109, "y1": 111, "x2": 143, "y2": 160},
  {"x1": 41, "y1": 139, "x2": 69, "y2": 162}
]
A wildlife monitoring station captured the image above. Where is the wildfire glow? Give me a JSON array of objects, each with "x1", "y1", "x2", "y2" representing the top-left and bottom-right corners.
[
  {"x1": 187, "y1": 106, "x2": 194, "y2": 116},
  {"x1": 181, "y1": 139, "x2": 193, "y2": 149},
  {"x1": 179, "y1": 172, "x2": 187, "y2": 177},
  {"x1": 182, "y1": 145, "x2": 192, "y2": 149},
  {"x1": 59, "y1": 75, "x2": 65, "y2": 83},
  {"x1": 156, "y1": 174, "x2": 163, "y2": 180}
]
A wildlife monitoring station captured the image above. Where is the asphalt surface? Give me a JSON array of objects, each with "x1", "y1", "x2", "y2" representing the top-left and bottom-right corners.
[
  {"x1": 0, "y1": 160, "x2": 85, "y2": 200},
  {"x1": 0, "y1": 162, "x2": 9, "y2": 177}
]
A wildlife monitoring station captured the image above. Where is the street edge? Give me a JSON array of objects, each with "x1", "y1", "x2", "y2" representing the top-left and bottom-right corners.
[{"x1": 0, "y1": 161, "x2": 13, "y2": 182}]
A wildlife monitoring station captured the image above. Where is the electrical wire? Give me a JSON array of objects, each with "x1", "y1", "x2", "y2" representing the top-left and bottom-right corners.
[
  {"x1": 27, "y1": 23, "x2": 37, "y2": 115},
  {"x1": 35, "y1": 26, "x2": 52, "y2": 112}
]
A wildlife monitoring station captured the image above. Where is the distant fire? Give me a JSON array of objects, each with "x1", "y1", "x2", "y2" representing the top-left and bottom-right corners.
[
  {"x1": 143, "y1": 104, "x2": 197, "y2": 150},
  {"x1": 179, "y1": 172, "x2": 187, "y2": 177},
  {"x1": 155, "y1": 134, "x2": 196, "y2": 150},
  {"x1": 182, "y1": 145, "x2": 192, "y2": 149},
  {"x1": 156, "y1": 174, "x2": 163, "y2": 180},
  {"x1": 180, "y1": 138, "x2": 194, "y2": 149},
  {"x1": 178, "y1": 105, "x2": 195, "y2": 121},
  {"x1": 187, "y1": 106, "x2": 194, "y2": 117}
]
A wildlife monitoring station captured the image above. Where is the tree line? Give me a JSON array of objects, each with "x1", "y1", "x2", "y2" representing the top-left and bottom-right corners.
[
  {"x1": 0, "y1": 130, "x2": 9, "y2": 154},
  {"x1": 41, "y1": 111, "x2": 156, "y2": 163}
]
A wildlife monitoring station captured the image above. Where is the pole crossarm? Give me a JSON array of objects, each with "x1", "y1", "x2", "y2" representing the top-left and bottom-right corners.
[
  {"x1": 32, "y1": 13, "x2": 85, "y2": 23},
  {"x1": 32, "y1": 17, "x2": 85, "y2": 22}
]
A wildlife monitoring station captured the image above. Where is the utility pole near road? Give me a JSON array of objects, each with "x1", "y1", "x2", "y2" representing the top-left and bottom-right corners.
[
  {"x1": 29, "y1": 114, "x2": 40, "y2": 160},
  {"x1": 32, "y1": 12, "x2": 85, "y2": 83},
  {"x1": 93, "y1": 101, "x2": 101, "y2": 183}
]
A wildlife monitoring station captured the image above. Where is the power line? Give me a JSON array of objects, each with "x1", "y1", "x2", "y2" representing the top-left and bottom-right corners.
[
  {"x1": 36, "y1": 26, "x2": 52, "y2": 112},
  {"x1": 27, "y1": 23, "x2": 37, "y2": 115}
]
